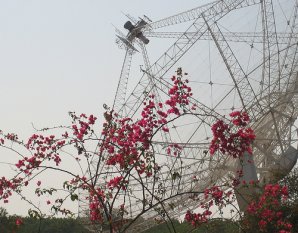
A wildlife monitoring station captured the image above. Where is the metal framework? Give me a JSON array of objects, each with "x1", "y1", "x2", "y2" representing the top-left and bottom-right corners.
[{"x1": 79, "y1": 0, "x2": 298, "y2": 232}]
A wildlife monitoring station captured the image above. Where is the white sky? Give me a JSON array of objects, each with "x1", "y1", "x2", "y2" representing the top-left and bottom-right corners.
[
  {"x1": 0, "y1": 0, "x2": 211, "y2": 216},
  {"x1": 0, "y1": 0, "x2": 205, "y2": 136},
  {"x1": 0, "y1": 0, "x2": 296, "y2": 217}
]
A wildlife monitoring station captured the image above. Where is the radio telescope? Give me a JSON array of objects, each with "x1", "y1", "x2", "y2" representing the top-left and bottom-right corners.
[{"x1": 81, "y1": 0, "x2": 298, "y2": 231}]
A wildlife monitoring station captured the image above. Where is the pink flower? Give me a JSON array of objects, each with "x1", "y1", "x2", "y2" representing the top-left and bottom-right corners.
[
  {"x1": 258, "y1": 219, "x2": 267, "y2": 229},
  {"x1": 162, "y1": 127, "x2": 169, "y2": 132},
  {"x1": 16, "y1": 218, "x2": 23, "y2": 226},
  {"x1": 209, "y1": 112, "x2": 255, "y2": 158},
  {"x1": 246, "y1": 183, "x2": 291, "y2": 232},
  {"x1": 107, "y1": 176, "x2": 124, "y2": 190}
]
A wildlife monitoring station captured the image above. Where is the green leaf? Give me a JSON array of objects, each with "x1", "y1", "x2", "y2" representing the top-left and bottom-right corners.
[{"x1": 70, "y1": 193, "x2": 78, "y2": 201}]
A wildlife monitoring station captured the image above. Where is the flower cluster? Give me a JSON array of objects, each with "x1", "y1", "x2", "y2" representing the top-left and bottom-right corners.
[
  {"x1": 184, "y1": 209, "x2": 211, "y2": 227},
  {"x1": 229, "y1": 111, "x2": 250, "y2": 126},
  {"x1": 204, "y1": 186, "x2": 224, "y2": 204},
  {"x1": 102, "y1": 68, "x2": 193, "y2": 179},
  {"x1": 209, "y1": 111, "x2": 256, "y2": 158},
  {"x1": 166, "y1": 143, "x2": 182, "y2": 156},
  {"x1": 107, "y1": 176, "x2": 127, "y2": 190},
  {"x1": 71, "y1": 114, "x2": 97, "y2": 140},
  {"x1": 166, "y1": 68, "x2": 194, "y2": 115},
  {"x1": 0, "y1": 176, "x2": 24, "y2": 203},
  {"x1": 0, "y1": 133, "x2": 71, "y2": 204},
  {"x1": 102, "y1": 96, "x2": 162, "y2": 179},
  {"x1": 0, "y1": 132, "x2": 20, "y2": 144},
  {"x1": 185, "y1": 186, "x2": 234, "y2": 227},
  {"x1": 88, "y1": 188, "x2": 105, "y2": 223},
  {"x1": 16, "y1": 134, "x2": 66, "y2": 173},
  {"x1": 6, "y1": 133, "x2": 18, "y2": 141},
  {"x1": 246, "y1": 184, "x2": 292, "y2": 233},
  {"x1": 0, "y1": 177, "x2": 15, "y2": 203}
]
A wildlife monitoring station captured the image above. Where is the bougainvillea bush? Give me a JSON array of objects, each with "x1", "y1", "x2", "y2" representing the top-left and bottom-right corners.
[{"x1": 0, "y1": 69, "x2": 294, "y2": 233}]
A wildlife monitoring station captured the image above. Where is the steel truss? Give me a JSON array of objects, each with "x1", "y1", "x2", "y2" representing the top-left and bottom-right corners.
[{"x1": 79, "y1": 1, "x2": 298, "y2": 232}]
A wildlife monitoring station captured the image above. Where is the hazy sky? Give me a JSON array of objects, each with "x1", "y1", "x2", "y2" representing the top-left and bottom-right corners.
[
  {"x1": 0, "y1": 0, "x2": 206, "y2": 136},
  {"x1": 0, "y1": 0, "x2": 212, "y2": 215},
  {"x1": 0, "y1": 0, "x2": 295, "y2": 217}
]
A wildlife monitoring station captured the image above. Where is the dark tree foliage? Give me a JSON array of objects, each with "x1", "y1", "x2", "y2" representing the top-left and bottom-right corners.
[
  {"x1": 0, "y1": 211, "x2": 91, "y2": 233},
  {"x1": 143, "y1": 219, "x2": 238, "y2": 233},
  {"x1": 279, "y1": 167, "x2": 298, "y2": 233}
]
